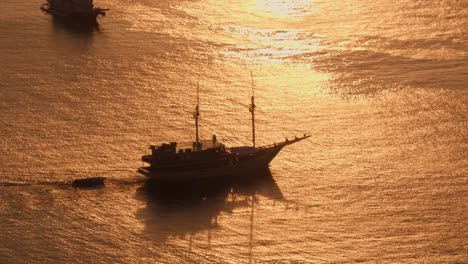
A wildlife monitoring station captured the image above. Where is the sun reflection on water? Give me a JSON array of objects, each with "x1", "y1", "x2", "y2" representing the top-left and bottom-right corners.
[
  {"x1": 219, "y1": 27, "x2": 322, "y2": 63},
  {"x1": 254, "y1": 0, "x2": 320, "y2": 17}
]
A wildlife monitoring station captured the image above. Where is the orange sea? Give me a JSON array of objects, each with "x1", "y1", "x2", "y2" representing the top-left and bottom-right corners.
[{"x1": 0, "y1": 0, "x2": 467, "y2": 262}]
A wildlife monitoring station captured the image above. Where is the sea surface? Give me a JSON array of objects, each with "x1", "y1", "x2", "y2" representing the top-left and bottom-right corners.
[{"x1": 0, "y1": 0, "x2": 467, "y2": 263}]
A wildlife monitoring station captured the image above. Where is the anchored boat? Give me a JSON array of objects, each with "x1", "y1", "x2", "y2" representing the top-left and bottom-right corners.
[
  {"x1": 138, "y1": 76, "x2": 310, "y2": 181},
  {"x1": 72, "y1": 177, "x2": 106, "y2": 188},
  {"x1": 41, "y1": 0, "x2": 108, "y2": 24}
]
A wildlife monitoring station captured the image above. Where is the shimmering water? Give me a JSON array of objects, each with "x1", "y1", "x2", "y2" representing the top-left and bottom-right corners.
[{"x1": 0, "y1": 0, "x2": 467, "y2": 262}]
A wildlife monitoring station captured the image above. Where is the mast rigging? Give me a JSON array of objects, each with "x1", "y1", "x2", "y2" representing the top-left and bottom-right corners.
[
  {"x1": 249, "y1": 71, "x2": 256, "y2": 148},
  {"x1": 194, "y1": 81, "x2": 200, "y2": 151}
]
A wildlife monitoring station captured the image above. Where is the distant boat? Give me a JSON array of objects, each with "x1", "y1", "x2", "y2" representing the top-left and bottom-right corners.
[
  {"x1": 138, "y1": 76, "x2": 310, "y2": 181},
  {"x1": 40, "y1": 0, "x2": 108, "y2": 24},
  {"x1": 72, "y1": 177, "x2": 106, "y2": 188}
]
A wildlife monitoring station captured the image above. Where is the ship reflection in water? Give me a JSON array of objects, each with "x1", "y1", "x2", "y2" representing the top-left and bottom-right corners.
[
  {"x1": 135, "y1": 168, "x2": 283, "y2": 250},
  {"x1": 50, "y1": 12, "x2": 101, "y2": 33},
  {"x1": 51, "y1": 16, "x2": 100, "y2": 32}
]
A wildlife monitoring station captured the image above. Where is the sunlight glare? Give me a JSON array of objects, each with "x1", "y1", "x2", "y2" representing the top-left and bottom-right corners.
[{"x1": 254, "y1": 0, "x2": 319, "y2": 18}]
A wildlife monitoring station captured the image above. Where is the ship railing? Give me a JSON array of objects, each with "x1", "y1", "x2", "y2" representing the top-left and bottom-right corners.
[{"x1": 257, "y1": 134, "x2": 311, "y2": 149}]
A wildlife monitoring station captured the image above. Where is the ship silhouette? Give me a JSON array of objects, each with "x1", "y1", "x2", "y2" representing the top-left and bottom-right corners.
[
  {"x1": 138, "y1": 74, "x2": 310, "y2": 181},
  {"x1": 40, "y1": 0, "x2": 108, "y2": 24}
]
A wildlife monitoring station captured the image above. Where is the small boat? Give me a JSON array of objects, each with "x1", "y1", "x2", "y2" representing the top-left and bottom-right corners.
[
  {"x1": 72, "y1": 177, "x2": 106, "y2": 188},
  {"x1": 40, "y1": 0, "x2": 109, "y2": 24},
  {"x1": 139, "y1": 74, "x2": 310, "y2": 181}
]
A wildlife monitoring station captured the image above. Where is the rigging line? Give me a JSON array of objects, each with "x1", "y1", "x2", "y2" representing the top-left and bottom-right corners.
[{"x1": 227, "y1": 98, "x2": 250, "y2": 108}]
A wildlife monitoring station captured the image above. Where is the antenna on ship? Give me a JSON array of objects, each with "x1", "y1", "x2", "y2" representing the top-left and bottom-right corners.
[
  {"x1": 194, "y1": 81, "x2": 200, "y2": 151},
  {"x1": 249, "y1": 71, "x2": 256, "y2": 148}
]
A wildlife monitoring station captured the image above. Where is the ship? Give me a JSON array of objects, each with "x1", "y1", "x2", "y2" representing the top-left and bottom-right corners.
[
  {"x1": 138, "y1": 76, "x2": 310, "y2": 181},
  {"x1": 40, "y1": 0, "x2": 108, "y2": 24}
]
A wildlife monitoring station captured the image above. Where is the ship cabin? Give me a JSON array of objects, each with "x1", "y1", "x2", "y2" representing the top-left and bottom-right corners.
[
  {"x1": 142, "y1": 138, "x2": 233, "y2": 172},
  {"x1": 47, "y1": 0, "x2": 94, "y2": 12}
]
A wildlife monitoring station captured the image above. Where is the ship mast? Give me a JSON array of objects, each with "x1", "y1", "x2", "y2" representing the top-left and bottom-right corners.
[
  {"x1": 249, "y1": 71, "x2": 256, "y2": 148},
  {"x1": 194, "y1": 81, "x2": 200, "y2": 151}
]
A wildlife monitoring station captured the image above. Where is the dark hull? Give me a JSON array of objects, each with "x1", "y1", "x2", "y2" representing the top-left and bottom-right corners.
[
  {"x1": 139, "y1": 135, "x2": 310, "y2": 181},
  {"x1": 139, "y1": 140, "x2": 292, "y2": 181},
  {"x1": 72, "y1": 177, "x2": 106, "y2": 188}
]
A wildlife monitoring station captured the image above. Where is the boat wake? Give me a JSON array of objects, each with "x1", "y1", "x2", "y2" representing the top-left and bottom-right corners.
[
  {"x1": 0, "y1": 180, "x2": 69, "y2": 187},
  {"x1": 0, "y1": 175, "x2": 144, "y2": 188}
]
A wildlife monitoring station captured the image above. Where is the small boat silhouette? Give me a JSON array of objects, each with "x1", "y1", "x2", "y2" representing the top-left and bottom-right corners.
[{"x1": 72, "y1": 177, "x2": 106, "y2": 188}]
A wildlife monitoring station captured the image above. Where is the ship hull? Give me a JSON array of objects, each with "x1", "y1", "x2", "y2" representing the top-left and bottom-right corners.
[{"x1": 138, "y1": 144, "x2": 284, "y2": 181}]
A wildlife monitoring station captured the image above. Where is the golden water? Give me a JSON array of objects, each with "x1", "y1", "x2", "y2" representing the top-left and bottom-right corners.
[{"x1": 0, "y1": 0, "x2": 466, "y2": 262}]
